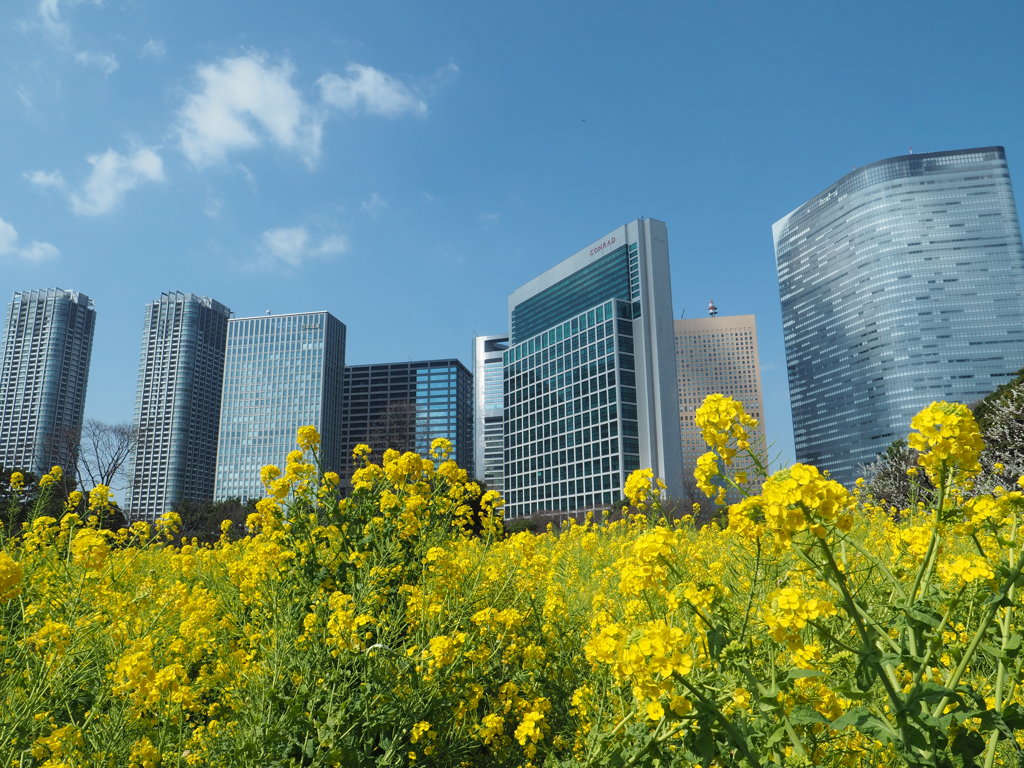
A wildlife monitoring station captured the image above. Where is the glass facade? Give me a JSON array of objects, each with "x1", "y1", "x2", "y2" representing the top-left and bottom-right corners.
[
  {"x1": 339, "y1": 359, "x2": 473, "y2": 484},
  {"x1": 674, "y1": 315, "x2": 765, "y2": 496},
  {"x1": 511, "y1": 245, "x2": 635, "y2": 343},
  {"x1": 504, "y1": 299, "x2": 639, "y2": 516},
  {"x1": 214, "y1": 312, "x2": 346, "y2": 501},
  {"x1": 473, "y1": 335, "x2": 508, "y2": 491},
  {"x1": 504, "y1": 219, "x2": 683, "y2": 519},
  {"x1": 127, "y1": 293, "x2": 231, "y2": 521},
  {"x1": 773, "y1": 147, "x2": 1024, "y2": 485},
  {"x1": 0, "y1": 289, "x2": 95, "y2": 476}
]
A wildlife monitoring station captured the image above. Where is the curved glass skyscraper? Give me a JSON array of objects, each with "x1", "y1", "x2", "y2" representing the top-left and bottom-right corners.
[{"x1": 773, "y1": 147, "x2": 1024, "y2": 484}]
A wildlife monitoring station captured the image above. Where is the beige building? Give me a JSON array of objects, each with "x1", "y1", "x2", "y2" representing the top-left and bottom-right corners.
[{"x1": 675, "y1": 312, "x2": 766, "y2": 497}]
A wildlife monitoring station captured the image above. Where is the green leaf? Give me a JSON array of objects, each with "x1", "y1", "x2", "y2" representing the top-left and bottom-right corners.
[
  {"x1": 788, "y1": 705, "x2": 829, "y2": 726},
  {"x1": 706, "y1": 626, "x2": 728, "y2": 659},
  {"x1": 855, "y1": 653, "x2": 879, "y2": 692},
  {"x1": 904, "y1": 604, "x2": 943, "y2": 629},
  {"x1": 831, "y1": 706, "x2": 894, "y2": 743},
  {"x1": 951, "y1": 728, "x2": 986, "y2": 765},
  {"x1": 694, "y1": 724, "x2": 715, "y2": 761},
  {"x1": 1002, "y1": 702, "x2": 1024, "y2": 731},
  {"x1": 764, "y1": 725, "x2": 786, "y2": 747}
]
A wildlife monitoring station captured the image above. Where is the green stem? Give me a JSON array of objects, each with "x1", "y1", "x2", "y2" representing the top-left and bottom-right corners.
[
  {"x1": 932, "y1": 553, "x2": 1024, "y2": 721},
  {"x1": 678, "y1": 677, "x2": 763, "y2": 768}
]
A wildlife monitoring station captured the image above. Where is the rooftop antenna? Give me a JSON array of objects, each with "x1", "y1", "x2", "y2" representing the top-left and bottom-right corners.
[
  {"x1": 680, "y1": 307, "x2": 686, "y2": 319},
  {"x1": 708, "y1": 299, "x2": 718, "y2": 318},
  {"x1": 265, "y1": 309, "x2": 271, "y2": 315},
  {"x1": 908, "y1": 146, "x2": 914, "y2": 154}
]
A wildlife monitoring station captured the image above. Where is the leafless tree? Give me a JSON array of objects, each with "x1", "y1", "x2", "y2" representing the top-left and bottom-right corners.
[
  {"x1": 367, "y1": 400, "x2": 419, "y2": 456},
  {"x1": 75, "y1": 419, "x2": 139, "y2": 494}
]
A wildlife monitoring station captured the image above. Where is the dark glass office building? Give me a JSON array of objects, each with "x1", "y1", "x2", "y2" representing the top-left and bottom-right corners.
[
  {"x1": 773, "y1": 147, "x2": 1024, "y2": 485},
  {"x1": 127, "y1": 293, "x2": 231, "y2": 520},
  {"x1": 339, "y1": 359, "x2": 474, "y2": 484}
]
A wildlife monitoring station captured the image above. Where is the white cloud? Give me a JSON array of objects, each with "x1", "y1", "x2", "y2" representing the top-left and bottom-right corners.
[
  {"x1": 318, "y1": 64, "x2": 427, "y2": 118},
  {"x1": 140, "y1": 38, "x2": 166, "y2": 59},
  {"x1": 36, "y1": 0, "x2": 117, "y2": 75},
  {"x1": 177, "y1": 53, "x2": 325, "y2": 168},
  {"x1": 254, "y1": 225, "x2": 349, "y2": 270},
  {"x1": 478, "y1": 212, "x2": 501, "y2": 227},
  {"x1": 0, "y1": 216, "x2": 59, "y2": 263},
  {"x1": 25, "y1": 169, "x2": 67, "y2": 191},
  {"x1": 360, "y1": 192, "x2": 388, "y2": 216},
  {"x1": 70, "y1": 146, "x2": 165, "y2": 216},
  {"x1": 74, "y1": 49, "x2": 118, "y2": 75}
]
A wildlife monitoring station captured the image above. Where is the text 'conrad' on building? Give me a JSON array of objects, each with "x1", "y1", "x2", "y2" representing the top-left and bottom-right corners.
[{"x1": 502, "y1": 218, "x2": 684, "y2": 520}]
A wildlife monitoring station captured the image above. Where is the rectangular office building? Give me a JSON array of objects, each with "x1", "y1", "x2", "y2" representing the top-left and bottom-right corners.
[
  {"x1": 503, "y1": 219, "x2": 683, "y2": 519},
  {"x1": 473, "y1": 335, "x2": 508, "y2": 493},
  {"x1": 675, "y1": 312, "x2": 766, "y2": 498},
  {"x1": 339, "y1": 359, "x2": 473, "y2": 483},
  {"x1": 214, "y1": 312, "x2": 346, "y2": 501}
]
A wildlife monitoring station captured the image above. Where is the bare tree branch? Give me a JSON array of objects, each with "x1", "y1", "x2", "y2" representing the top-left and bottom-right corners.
[{"x1": 76, "y1": 419, "x2": 139, "y2": 493}]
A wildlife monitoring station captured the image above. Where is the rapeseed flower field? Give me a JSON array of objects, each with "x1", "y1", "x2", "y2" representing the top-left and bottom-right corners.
[{"x1": 1, "y1": 397, "x2": 1022, "y2": 767}]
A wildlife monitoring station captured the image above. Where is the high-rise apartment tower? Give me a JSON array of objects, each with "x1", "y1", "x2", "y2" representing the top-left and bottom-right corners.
[
  {"x1": 339, "y1": 359, "x2": 473, "y2": 483},
  {"x1": 127, "y1": 293, "x2": 231, "y2": 520},
  {"x1": 213, "y1": 312, "x2": 346, "y2": 501},
  {"x1": 674, "y1": 311, "x2": 765, "y2": 495},
  {"x1": 773, "y1": 146, "x2": 1024, "y2": 484},
  {"x1": 0, "y1": 289, "x2": 95, "y2": 476},
  {"x1": 473, "y1": 335, "x2": 508, "y2": 492},
  {"x1": 503, "y1": 219, "x2": 684, "y2": 519}
]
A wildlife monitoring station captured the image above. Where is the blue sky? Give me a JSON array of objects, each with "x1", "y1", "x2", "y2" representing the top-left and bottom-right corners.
[{"x1": 2, "y1": 0, "x2": 1023, "y2": 470}]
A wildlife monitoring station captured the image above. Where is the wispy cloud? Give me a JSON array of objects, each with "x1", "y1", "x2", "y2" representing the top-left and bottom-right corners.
[
  {"x1": 140, "y1": 38, "x2": 166, "y2": 59},
  {"x1": 318, "y1": 64, "x2": 427, "y2": 118},
  {"x1": 71, "y1": 147, "x2": 164, "y2": 215},
  {"x1": 30, "y1": 146, "x2": 166, "y2": 216},
  {"x1": 36, "y1": 0, "x2": 118, "y2": 75},
  {"x1": 177, "y1": 53, "x2": 325, "y2": 168},
  {"x1": 0, "y1": 216, "x2": 59, "y2": 263},
  {"x1": 74, "y1": 49, "x2": 118, "y2": 75},
  {"x1": 360, "y1": 192, "x2": 388, "y2": 216},
  {"x1": 248, "y1": 225, "x2": 349, "y2": 271},
  {"x1": 176, "y1": 53, "x2": 435, "y2": 168},
  {"x1": 25, "y1": 169, "x2": 66, "y2": 191},
  {"x1": 202, "y1": 191, "x2": 223, "y2": 218},
  {"x1": 478, "y1": 212, "x2": 500, "y2": 228}
]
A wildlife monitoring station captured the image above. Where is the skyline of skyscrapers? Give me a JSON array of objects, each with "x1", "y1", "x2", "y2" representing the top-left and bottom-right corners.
[
  {"x1": 0, "y1": 288, "x2": 95, "y2": 476},
  {"x1": 674, "y1": 311, "x2": 765, "y2": 498},
  {"x1": 127, "y1": 292, "x2": 232, "y2": 521},
  {"x1": 773, "y1": 146, "x2": 1024, "y2": 484},
  {"x1": 213, "y1": 311, "x2": 347, "y2": 502},
  {"x1": 502, "y1": 218, "x2": 684, "y2": 519},
  {"x1": 339, "y1": 359, "x2": 474, "y2": 484},
  {"x1": 473, "y1": 335, "x2": 508, "y2": 492}
]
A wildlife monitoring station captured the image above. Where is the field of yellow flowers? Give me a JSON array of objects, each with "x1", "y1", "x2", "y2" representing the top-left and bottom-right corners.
[{"x1": 1, "y1": 400, "x2": 1023, "y2": 767}]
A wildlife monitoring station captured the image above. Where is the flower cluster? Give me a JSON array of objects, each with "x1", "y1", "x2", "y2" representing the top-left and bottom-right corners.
[{"x1": 907, "y1": 401, "x2": 984, "y2": 486}]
